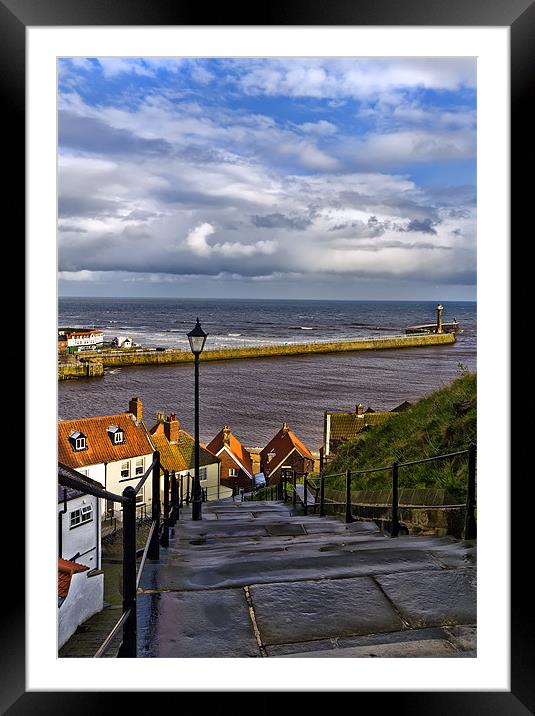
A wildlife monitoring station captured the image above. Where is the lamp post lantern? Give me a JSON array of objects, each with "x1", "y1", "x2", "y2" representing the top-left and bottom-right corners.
[{"x1": 187, "y1": 317, "x2": 208, "y2": 520}]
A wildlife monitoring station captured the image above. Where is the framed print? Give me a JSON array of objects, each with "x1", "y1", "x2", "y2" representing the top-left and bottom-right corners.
[{"x1": 3, "y1": 0, "x2": 528, "y2": 710}]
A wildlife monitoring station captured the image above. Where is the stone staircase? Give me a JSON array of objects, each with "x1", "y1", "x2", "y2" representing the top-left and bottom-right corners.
[{"x1": 136, "y1": 499, "x2": 476, "y2": 657}]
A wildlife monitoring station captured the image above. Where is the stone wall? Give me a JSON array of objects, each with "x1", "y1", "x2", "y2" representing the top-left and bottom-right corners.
[{"x1": 319, "y1": 487, "x2": 466, "y2": 538}]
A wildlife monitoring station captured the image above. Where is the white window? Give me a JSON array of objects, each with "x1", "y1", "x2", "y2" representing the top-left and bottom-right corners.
[
  {"x1": 135, "y1": 458, "x2": 144, "y2": 476},
  {"x1": 121, "y1": 461, "x2": 130, "y2": 479},
  {"x1": 70, "y1": 504, "x2": 93, "y2": 528},
  {"x1": 136, "y1": 487, "x2": 144, "y2": 504},
  {"x1": 229, "y1": 468, "x2": 238, "y2": 478},
  {"x1": 75, "y1": 437, "x2": 86, "y2": 450},
  {"x1": 114, "y1": 431, "x2": 124, "y2": 444},
  {"x1": 199, "y1": 467, "x2": 207, "y2": 481}
]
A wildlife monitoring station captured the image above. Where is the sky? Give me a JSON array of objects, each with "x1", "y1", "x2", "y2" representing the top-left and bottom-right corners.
[{"x1": 57, "y1": 57, "x2": 476, "y2": 300}]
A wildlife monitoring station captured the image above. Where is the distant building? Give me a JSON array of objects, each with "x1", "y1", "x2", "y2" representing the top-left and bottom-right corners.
[
  {"x1": 321, "y1": 401, "x2": 409, "y2": 466},
  {"x1": 58, "y1": 397, "x2": 156, "y2": 522},
  {"x1": 207, "y1": 425, "x2": 254, "y2": 491},
  {"x1": 149, "y1": 413, "x2": 225, "y2": 501},
  {"x1": 112, "y1": 335, "x2": 133, "y2": 348},
  {"x1": 260, "y1": 422, "x2": 314, "y2": 486},
  {"x1": 61, "y1": 329, "x2": 104, "y2": 353}
]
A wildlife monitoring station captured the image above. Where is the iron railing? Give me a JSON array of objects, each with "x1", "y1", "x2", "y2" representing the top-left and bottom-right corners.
[
  {"x1": 59, "y1": 459, "x2": 234, "y2": 657},
  {"x1": 250, "y1": 444, "x2": 477, "y2": 540}
]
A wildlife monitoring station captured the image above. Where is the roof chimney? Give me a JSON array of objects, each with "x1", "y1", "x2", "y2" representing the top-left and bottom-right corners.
[
  {"x1": 129, "y1": 397, "x2": 142, "y2": 422},
  {"x1": 223, "y1": 424, "x2": 231, "y2": 445},
  {"x1": 282, "y1": 422, "x2": 290, "y2": 432},
  {"x1": 356, "y1": 403, "x2": 364, "y2": 417},
  {"x1": 164, "y1": 413, "x2": 180, "y2": 444}
]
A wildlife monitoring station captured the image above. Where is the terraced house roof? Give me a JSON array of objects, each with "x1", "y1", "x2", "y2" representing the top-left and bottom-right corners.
[
  {"x1": 58, "y1": 413, "x2": 155, "y2": 469},
  {"x1": 207, "y1": 427, "x2": 253, "y2": 477},
  {"x1": 150, "y1": 427, "x2": 219, "y2": 473},
  {"x1": 329, "y1": 412, "x2": 394, "y2": 443},
  {"x1": 261, "y1": 423, "x2": 314, "y2": 473}
]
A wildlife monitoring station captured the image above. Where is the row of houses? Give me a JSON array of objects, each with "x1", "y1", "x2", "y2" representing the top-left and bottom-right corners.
[{"x1": 58, "y1": 395, "x2": 409, "y2": 647}]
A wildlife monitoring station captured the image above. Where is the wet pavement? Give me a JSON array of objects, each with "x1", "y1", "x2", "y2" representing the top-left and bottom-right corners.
[{"x1": 137, "y1": 499, "x2": 476, "y2": 658}]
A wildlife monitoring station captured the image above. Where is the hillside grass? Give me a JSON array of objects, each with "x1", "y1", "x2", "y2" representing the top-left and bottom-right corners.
[{"x1": 325, "y1": 372, "x2": 476, "y2": 502}]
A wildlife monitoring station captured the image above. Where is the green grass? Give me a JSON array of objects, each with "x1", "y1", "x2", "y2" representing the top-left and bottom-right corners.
[{"x1": 325, "y1": 372, "x2": 476, "y2": 502}]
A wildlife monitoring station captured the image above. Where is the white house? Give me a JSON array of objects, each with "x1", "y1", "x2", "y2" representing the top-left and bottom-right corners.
[
  {"x1": 58, "y1": 557, "x2": 104, "y2": 648},
  {"x1": 112, "y1": 335, "x2": 133, "y2": 348},
  {"x1": 65, "y1": 329, "x2": 104, "y2": 352},
  {"x1": 58, "y1": 464, "x2": 103, "y2": 570},
  {"x1": 58, "y1": 464, "x2": 105, "y2": 649},
  {"x1": 58, "y1": 397, "x2": 156, "y2": 522}
]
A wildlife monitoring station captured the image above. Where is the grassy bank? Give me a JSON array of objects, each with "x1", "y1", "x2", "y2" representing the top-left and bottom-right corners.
[{"x1": 325, "y1": 372, "x2": 476, "y2": 502}]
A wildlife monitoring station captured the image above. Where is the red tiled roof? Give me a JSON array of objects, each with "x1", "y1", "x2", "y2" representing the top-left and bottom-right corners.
[
  {"x1": 260, "y1": 425, "x2": 314, "y2": 472},
  {"x1": 150, "y1": 424, "x2": 220, "y2": 473},
  {"x1": 207, "y1": 427, "x2": 253, "y2": 477},
  {"x1": 58, "y1": 413, "x2": 155, "y2": 469},
  {"x1": 58, "y1": 558, "x2": 88, "y2": 598}
]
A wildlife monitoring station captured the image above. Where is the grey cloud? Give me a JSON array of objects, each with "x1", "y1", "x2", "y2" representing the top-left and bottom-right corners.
[
  {"x1": 58, "y1": 194, "x2": 124, "y2": 218},
  {"x1": 251, "y1": 213, "x2": 313, "y2": 230},
  {"x1": 406, "y1": 218, "x2": 437, "y2": 235},
  {"x1": 59, "y1": 111, "x2": 172, "y2": 156}
]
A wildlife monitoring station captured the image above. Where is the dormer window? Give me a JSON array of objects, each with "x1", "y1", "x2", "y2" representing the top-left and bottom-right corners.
[
  {"x1": 69, "y1": 431, "x2": 87, "y2": 452},
  {"x1": 108, "y1": 425, "x2": 125, "y2": 445}
]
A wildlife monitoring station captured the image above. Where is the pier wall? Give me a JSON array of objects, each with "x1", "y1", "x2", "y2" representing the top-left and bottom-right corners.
[
  {"x1": 79, "y1": 333, "x2": 455, "y2": 370},
  {"x1": 58, "y1": 362, "x2": 104, "y2": 380}
]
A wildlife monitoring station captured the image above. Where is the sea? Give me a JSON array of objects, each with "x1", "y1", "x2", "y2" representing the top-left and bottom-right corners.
[{"x1": 58, "y1": 298, "x2": 476, "y2": 451}]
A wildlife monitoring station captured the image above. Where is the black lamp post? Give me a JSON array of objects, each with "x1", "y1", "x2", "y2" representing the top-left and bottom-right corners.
[{"x1": 187, "y1": 317, "x2": 208, "y2": 521}]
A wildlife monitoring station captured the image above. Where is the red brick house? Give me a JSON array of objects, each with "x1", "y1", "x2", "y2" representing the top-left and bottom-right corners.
[
  {"x1": 206, "y1": 425, "x2": 253, "y2": 491},
  {"x1": 260, "y1": 422, "x2": 314, "y2": 486}
]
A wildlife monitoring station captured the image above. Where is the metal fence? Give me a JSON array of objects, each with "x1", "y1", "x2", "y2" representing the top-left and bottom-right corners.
[{"x1": 251, "y1": 443, "x2": 477, "y2": 540}]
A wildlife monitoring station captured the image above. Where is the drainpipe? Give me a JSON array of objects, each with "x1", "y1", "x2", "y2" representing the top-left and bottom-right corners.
[{"x1": 58, "y1": 487, "x2": 68, "y2": 558}]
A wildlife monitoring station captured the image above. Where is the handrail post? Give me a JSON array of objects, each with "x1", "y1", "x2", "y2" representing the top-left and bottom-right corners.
[
  {"x1": 118, "y1": 486, "x2": 137, "y2": 657},
  {"x1": 148, "y1": 451, "x2": 160, "y2": 560},
  {"x1": 161, "y1": 470, "x2": 170, "y2": 548},
  {"x1": 303, "y1": 473, "x2": 308, "y2": 516},
  {"x1": 464, "y1": 443, "x2": 477, "y2": 540},
  {"x1": 283, "y1": 471, "x2": 288, "y2": 502},
  {"x1": 292, "y1": 471, "x2": 297, "y2": 508},
  {"x1": 391, "y1": 462, "x2": 399, "y2": 537},
  {"x1": 319, "y1": 472, "x2": 325, "y2": 517},
  {"x1": 186, "y1": 472, "x2": 191, "y2": 505},
  {"x1": 170, "y1": 471, "x2": 178, "y2": 525},
  {"x1": 179, "y1": 473, "x2": 184, "y2": 507},
  {"x1": 345, "y1": 469, "x2": 354, "y2": 523}
]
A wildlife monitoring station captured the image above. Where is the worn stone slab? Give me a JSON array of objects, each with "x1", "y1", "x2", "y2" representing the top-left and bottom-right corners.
[
  {"x1": 249, "y1": 576, "x2": 404, "y2": 645},
  {"x1": 376, "y1": 568, "x2": 477, "y2": 628},
  {"x1": 141, "y1": 545, "x2": 442, "y2": 591},
  {"x1": 137, "y1": 589, "x2": 259, "y2": 658},
  {"x1": 265, "y1": 523, "x2": 308, "y2": 536},
  {"x1": 266, "y1": 626, "x2": 453, "y2": 656},
  {"x1": 279, "y1": 639, "x2": 459, "y2": 658},
  {"x1": 443, "y1": 624, "x2": 477, "y2": 652}
]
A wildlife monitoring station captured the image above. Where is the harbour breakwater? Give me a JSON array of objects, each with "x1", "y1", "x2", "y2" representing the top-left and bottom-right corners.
[{"x1": 58, "y1": 333, "x2": 455, "y2": 380}]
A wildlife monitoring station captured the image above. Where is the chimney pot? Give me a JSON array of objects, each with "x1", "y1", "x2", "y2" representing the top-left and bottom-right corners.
[
  {"x1": 129, "y1": 397, "x2": 142, "y2": 422},
  {"x1": 356, "y1": 403, "x2": 364, "y2": 416},
  {"x1": 164, "y1": 413, "x2": 180, "y2": 444}
]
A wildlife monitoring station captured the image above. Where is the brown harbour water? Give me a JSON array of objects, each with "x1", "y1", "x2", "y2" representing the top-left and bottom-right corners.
[{"x1": 58, "y1": 298, "x2": 476, "y2": 450}]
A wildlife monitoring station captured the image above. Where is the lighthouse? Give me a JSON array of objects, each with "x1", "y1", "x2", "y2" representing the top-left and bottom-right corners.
[{"x1": 436, "y1": 304, "x2": 443, "y2": 334}]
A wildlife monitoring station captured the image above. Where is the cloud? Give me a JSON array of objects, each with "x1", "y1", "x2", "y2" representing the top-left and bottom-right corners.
[
  {"x1": 57, "y1": 58, "x2": 476, "y2": 295},
  {"x1": 185, "y1": 223, "x2": 278, "y2": 258}
]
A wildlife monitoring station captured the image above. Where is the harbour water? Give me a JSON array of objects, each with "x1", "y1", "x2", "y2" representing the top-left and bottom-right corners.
[{"x1": 58, "y1": 298, "x2": 476, "y2": 450}]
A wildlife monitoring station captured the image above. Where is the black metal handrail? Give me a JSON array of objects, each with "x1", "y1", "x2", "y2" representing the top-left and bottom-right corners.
[
  {"x1": 280, "y1": 444, "x2": 477, "y2": 540},
  {"x1": 58, "y1": 452, "x2": 162, "y2": 659}
]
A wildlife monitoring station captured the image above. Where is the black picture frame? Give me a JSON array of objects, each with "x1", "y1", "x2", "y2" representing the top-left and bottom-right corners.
[{"x1": 4, "y1": 0, "x2": 525, "y2": 710}]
